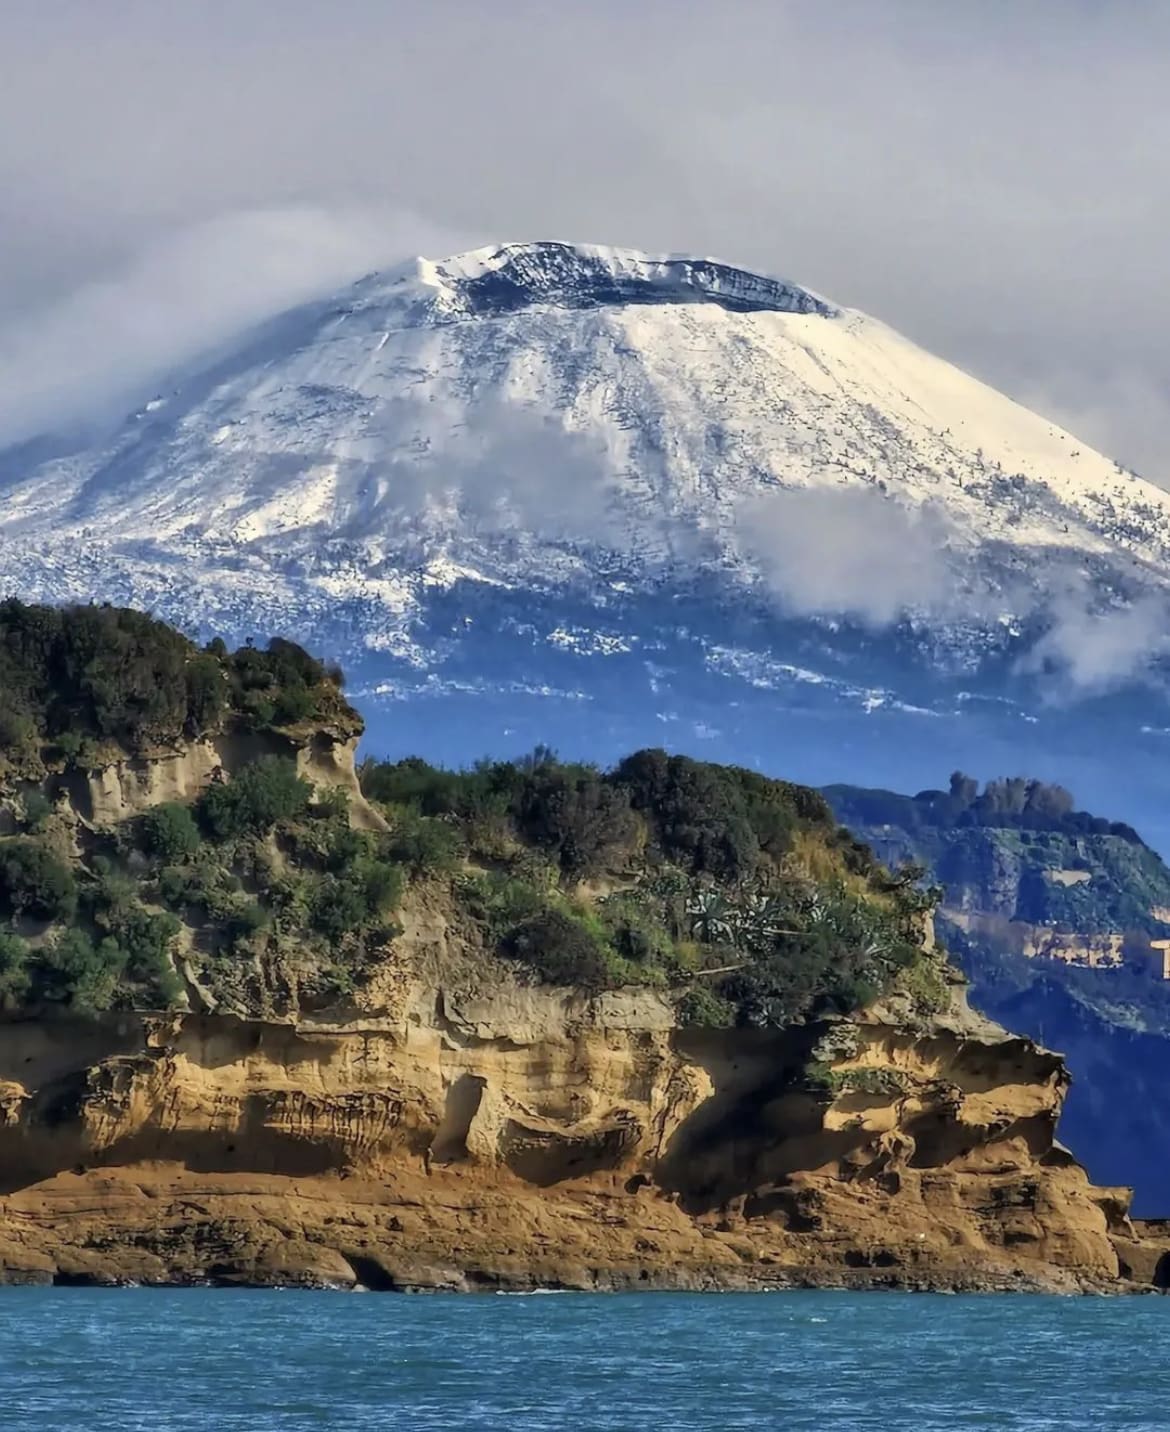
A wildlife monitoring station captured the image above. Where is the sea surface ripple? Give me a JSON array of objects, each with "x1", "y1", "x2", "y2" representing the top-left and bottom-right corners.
[{"x1": 0, "y1": 1288, "x2": 1164, "y2": 1430}]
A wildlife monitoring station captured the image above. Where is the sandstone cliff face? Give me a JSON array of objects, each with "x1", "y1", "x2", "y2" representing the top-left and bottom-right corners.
[
  {"x1": 0, "y1": 736, "x2": 1160, "y2": 1291},
  {"x1": 0, "y1": 966, "x2": 1154, "y2": 1292},
  {"x1": 15, "y1": 722, "x2": 384, "y2": 835}
]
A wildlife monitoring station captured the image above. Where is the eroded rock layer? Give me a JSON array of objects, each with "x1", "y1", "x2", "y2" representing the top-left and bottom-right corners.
[{"x1": 0, "y1": 971, "x2": 1159, "y2": 1291}]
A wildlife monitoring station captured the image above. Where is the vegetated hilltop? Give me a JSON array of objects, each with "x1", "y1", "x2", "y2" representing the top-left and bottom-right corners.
[
  {"x1": 0, "y1": 601, "x2": 944, "y2": 1027},
  {"x1": 825, "y1": 771, "x2": 1170, "y2": 1213},
  {"x1": 0, "y1": 596, "x2": 351, "y2": 776},
  {"x1": 355, "y1": 744, "x2": 949, "y2": 1032},
  {"x1": 1, "y1": 602, "x2": 1162, "y2": 1294},
  {"x1": 0, "y1": 598, "x2": 372, "y2": 1015}
]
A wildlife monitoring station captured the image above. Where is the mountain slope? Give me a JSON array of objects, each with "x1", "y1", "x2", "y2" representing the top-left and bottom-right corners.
[{"x1": 5, "y1": 241, "x2": 1170, "y2": 838}]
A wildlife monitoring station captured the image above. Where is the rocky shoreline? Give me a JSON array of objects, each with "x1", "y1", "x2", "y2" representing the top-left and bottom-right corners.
[
  {"x1": 1, "y1": 987, "x2": 1167, "y2": 1296},
  {"x1": 2, "y1": 1259, "x2": 1153, "y2": 1297}
]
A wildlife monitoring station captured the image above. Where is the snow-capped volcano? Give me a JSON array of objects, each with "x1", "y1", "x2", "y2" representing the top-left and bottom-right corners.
[
  {"x1": 4, "y1": 240, "x2": 1170, "y2": 838},
  {"x1": 6, "y1": 240, "x2": 1167, "y2": 575}
]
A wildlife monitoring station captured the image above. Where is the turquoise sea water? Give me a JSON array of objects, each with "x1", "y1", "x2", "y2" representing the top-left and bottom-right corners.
[{"x1": 0, "y1": 1288, "x2": 1164, "y2": 1430}]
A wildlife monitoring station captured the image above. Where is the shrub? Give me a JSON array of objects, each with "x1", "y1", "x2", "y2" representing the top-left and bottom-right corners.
[
  {"x1": 0, "y1": 708, "x2": 36, "y2": 755},
  {"x1": 898, "y1": 955, "x2": 951, "y2": 1015},
  {"x1": 264, "y1": 872, "x2": 312, "y2": 930},
  {"x1": 31, "y1": 929, "x2": 126, "y2": 1014},
  {"x1": 359, "y1": 756, "x2": 520, "y2": 837},
  {"x1": 225, "y1": 900, "x2": 268, "y2": 944},
  {"x1": 157, "y1": 857, "x2": 243, "y2": 923},
  {"x1": 308, "y1": 861, "x2": 403, "y2": 939},
  {"x1": 829, "y1": 825, "x2": 878, "y2": 877},
  {"x1": 803, "y1": 1064, "x2": 909, "y2": 1097},
  {"x1": 730, "y1": 768, "x2": 812, "y2": 857},
  {"x1": 314, "y1": 785, "x2": 350, "y2": 821},
  {"x1": 309, "y1": 877, "x2": 371, "y2": 939},
  {"x1": 20, "y1": 790, "x2": 52, "y2": 831},
  {"x1": 0, "y1": 601, "x2": 350, "y2": 764},
  {"x1": 88, "y1": 857, "x2": 138, "y2": 925},
  {"x1": 200, "y1": 757, "x2": 311, "y2": 839},
  {"x1": 503, "y1": 908, "x2": 612, "y2": 988},
  {"x1": 322, "y1": 823, "x2": 372, "y2": 873},
  {"x1": 360, "y1": 756, "x2": 462, "y2": 814},
  {"x1": 53, "y1": 731, "x2": 83, "y2": 761},
  {"x1": 385, "y1": 812, "x2": 462, "y2": 877},
  {"x1": 513, "y1": 768, "x2": 638, "y2": 880},
  {"x1": 157, "y1": 864, "x2": 201, "y2": 911},
  {"x1": 358, "y1": 859, "x2": 405, "y2": 917},
  {"x1": 612, "y1": 750, "x2": 760, "y2": 880},
  {"x1": 0, "y1": 932, "x2": 30, "y2": 1006},
  {"x1": 0, "y1": 839, "x2": 77, "y2": 921},
  {"x1": 820, "y1": 971, "x2": 881, "y2": 1016},
  {"x1": 248, "y1": 636, "x2": 328, "y2": 691},
  {"x1": 598, "y1": 893, "x2": 677, "y2": 971},
  {"x1": 699, "y1": 881, "x2": 905, "y2": 1027},
  {"x1": 184, "y1": 654, "x2": 229, "y2": 733},
  {"x1": 0, "y1": 601, "x2": 195, "y2": 752},
  {"x1": 141, "y1": 802, "x2": 202, "y2": 863},
  {"x1": 271, "y1": 684, "x2": 314, "y2": 725},
  {"x1": 110, "y1": 907, "x2": 183, "y2": 1006},
  {"x1": 456, "y1": 873, "x2": 547, "y2": 941},
  {"x1": 676, "y1": 984, "x2": 736, "y2": 1028}
]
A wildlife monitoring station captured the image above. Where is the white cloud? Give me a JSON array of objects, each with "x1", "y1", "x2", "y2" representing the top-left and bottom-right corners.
[
  {"x1": 736, "y1": 487, "x2": 954, "y2": 625},
  {"x1": 1024, "y1": 595, "x2": 1170, "y2": 693},
  {"x1": 0, "y1": 206, "x2": 464, "y2": 445},
  {"x1": 0, "y1": 1, "x2": 1168, "y2": 480}
]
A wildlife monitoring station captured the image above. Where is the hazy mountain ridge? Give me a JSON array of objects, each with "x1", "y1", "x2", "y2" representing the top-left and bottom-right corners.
[{"x1": 824, "y1": 774, "x2": 1170, "y2": 1212}]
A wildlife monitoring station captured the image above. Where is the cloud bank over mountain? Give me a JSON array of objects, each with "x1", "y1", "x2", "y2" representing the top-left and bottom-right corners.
[
  {"x1": 5, "y1": 233, "x2": 1170, "y2": 700},
  {"x1": 0, "y1": 208, "x2": 462, "y2": 447}
]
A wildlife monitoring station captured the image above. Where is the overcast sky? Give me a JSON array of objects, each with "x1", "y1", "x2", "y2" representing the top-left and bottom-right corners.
[{"x1": 1, "y1": 0, "x2": 1167, "y2": 477}]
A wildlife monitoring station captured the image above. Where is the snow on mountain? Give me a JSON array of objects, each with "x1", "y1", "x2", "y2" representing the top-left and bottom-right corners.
[
  {"x1": 4, "y1": 240, "x2": 1168, "y2": 581},
  {"x1": 4, "y1": 239, "x2": 1170, "y2": 836}
]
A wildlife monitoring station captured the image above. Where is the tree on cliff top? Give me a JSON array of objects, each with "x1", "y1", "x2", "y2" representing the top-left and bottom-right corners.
[{"x1": 0, "y1": 599, "x2": 353, "y2": 769}]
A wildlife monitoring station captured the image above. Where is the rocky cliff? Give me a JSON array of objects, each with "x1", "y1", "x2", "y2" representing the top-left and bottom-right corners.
[
  {"x1": 8, "y1": 723, "x2": 381, "y2": 835},
  {"x1": 0, "y1": 952, "x2": 1161, "y2": 1292}
]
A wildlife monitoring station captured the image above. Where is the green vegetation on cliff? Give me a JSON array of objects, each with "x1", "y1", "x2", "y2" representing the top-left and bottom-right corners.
[
  {"x1": 0, "y1": 604, "x2": 946, "y2": 1026},
  {"x1": 357, "y1": 747, "x2": 946, "y2": 1027},
  {"x1": 0, "y1": 599, "x2": 349, "y2": 777},
  {"x1": 0, "y1": 610, "x2": 945, "y2": 1025},
  {"x1": 0, "y1": 602, "x2": 379, "y2": 1013},
  {"x1": 0, "y1": 753, "x2": 405, "y2": 1015}
]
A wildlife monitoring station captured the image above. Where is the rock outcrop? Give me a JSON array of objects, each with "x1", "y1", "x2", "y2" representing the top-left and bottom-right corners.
[
  {"x1": 19, "y1": 721, "x2": 385, "y2": 836},
  {"x1": 0, "y1": 964, "x2": 1158, "y2": 1292}
]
